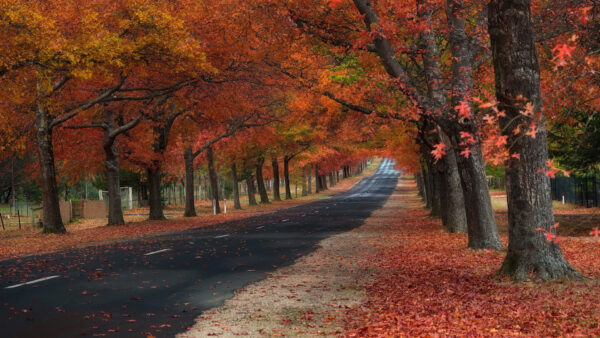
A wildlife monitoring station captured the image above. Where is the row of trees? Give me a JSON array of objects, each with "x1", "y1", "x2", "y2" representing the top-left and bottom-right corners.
[
  {"x1": 289, "y1": 0, "x2": 597, "y2": 281},
  {"x1": 1, "y1": 0, "x2": 597, "y2": 282},
  {"x1": 0, "y1": 0, "x2": 379, "y2": 233}
]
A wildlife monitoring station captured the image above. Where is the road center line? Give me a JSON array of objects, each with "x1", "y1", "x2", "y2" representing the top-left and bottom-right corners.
[
  {"x1": 144, "y1": 248, "x2": 172, "y2": 256},
  {"x1": 256, "y1": 226, "x2": 264, "y2": 229},
  {"x1": 5, "y1": 275, "x2": 60, "y2": 289},
  {"x1": 214, "y1": 234, "x2": 229, "y2": 239}
]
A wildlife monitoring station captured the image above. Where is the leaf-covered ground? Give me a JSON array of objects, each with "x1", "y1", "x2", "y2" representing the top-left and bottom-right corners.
[
  {"x1": 346, "y1": 179, "x2": 600, "y2": 337},
  {"x1": 0, "y1": 165, "x2": 377, "y2": 262}
]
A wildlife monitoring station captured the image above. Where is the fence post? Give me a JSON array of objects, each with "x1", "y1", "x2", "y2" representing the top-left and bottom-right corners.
[
  {"x1": 0, "y1": 213, "x2": 4, "y2": 230},
  {"x1": 17, "y1": 209, "x2": 21, "y2": 229}
]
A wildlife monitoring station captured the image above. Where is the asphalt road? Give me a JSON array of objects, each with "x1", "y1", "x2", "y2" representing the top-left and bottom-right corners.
[{"x1": 1, "y1": 159, "x2": 400, "y2": 337}]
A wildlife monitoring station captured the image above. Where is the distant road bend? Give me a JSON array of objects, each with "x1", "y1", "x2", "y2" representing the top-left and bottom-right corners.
[{"x1": 1, "y1": 159, "x2": 400, "y2": 337}]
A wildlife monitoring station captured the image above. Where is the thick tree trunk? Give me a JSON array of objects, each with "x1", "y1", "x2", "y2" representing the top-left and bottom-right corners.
[
  {"x1": 430, "y1": 164, "x2": 441, "y2": 217},
  {"x1": 329, "y1": 172, "x2": 335, "y2": 186},
  {"x1": 147, "y1": 167, "x2": 165, "y2": 220},
  {"x1": 36, "y1": 113, "x2": 66, "y2": 234},
  {"x1": 184, "y1": 147, "x2": 197, "y2": 217},
  {"x1": 441, "y1": 138, "x2": 468, "y2": 233},
  {"x1": 104, "y1": 140, "x2": 125, "y2": 225},
  {"x1": 307, "y1": 169, "x2": 313, "y2": 194},
  {"x1": 284, "y1": 156, "x2": 292, "y2": 199},
  {"x1": 301, "y1": 167, "x2": 308, "y2": 196},
  {"x1": 315, "y1": 165, "x2": 321, "y2": 193},
  {"x1": 244, "y1": 167, "x2": 258, "y2": 206},
  {"x1": 231, "y1": 164, "x2": 242, "y2": 210},
  {"x1": 255, "y1": 157, "x2": 269, "y2": 204},
  {"x1": 207, "y1": 146, "x2": 221, "y2": 213},
  {"x1": 272, "y1": 157, "x2": 281, "y2": 201},
  {"x1": 444, "y1": 0, "x2": 502, "y2": 247},
  {"x1": 489, "y1": 0, "x2": 578, "y2": 280}
]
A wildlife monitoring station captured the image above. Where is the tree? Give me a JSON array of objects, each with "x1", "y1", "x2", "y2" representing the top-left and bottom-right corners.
[{"x1": 488, "y1": 0, "x2": 579, "y2": 280}]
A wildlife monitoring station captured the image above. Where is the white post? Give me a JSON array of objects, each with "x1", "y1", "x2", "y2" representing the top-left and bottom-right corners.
[
  {"x1": 213, "y1": 199, "x2": 216, "y2": 215},
  {"x1": 99, "y1": 190, "x2": 103, "y2": 200},
  {"x1": 562, "y1": 194, "x2": 565, "y2": 205},
  {"x1": 224, "y1": 199, "x2": 227, "y2": 214}
]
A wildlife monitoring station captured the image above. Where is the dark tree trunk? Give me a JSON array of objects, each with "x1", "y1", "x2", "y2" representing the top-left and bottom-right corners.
[
  {"x1": 35, "y1": 112, "x2": 66, "y2": 234},
  {"x1": 271, "y1": 157, "x2": 281, "y2": 201},
  {"x1": 321, "y1": 175, "x2": 328, "y2": 190},
  {"x1": 104, "y1": 130, "x2": 125, "y2": 225},
  {"x1": 315, "y1": 165, "x2": 321, "y2": 193},
  {"x1": 284, "y1": 156, "x2": 292, "y2": 199},
  {"x1": 440, "y1": 136, "x2": 468, "y2": 233},
  {"x1": 255, "y1": 157, "x2": 269, "y2": 204},
  {"x1": 429, "y1": 164, "x2": 441, "y2": 217},
  {"x1": 231, "y1": 164, "x2": 242, "y2": 210},
  {"x1": 206, "y1": 146, "x2": 221, "y2": 213},
  {"x1": 329, "y1": 172, "x2": 335, "y2": 186},
  {"x1": 301, "y1": 167, "x2": 308, "y2": 196},
  {"x1": 184, "y1": 147, "x2": 197, "y2": 217},
  {"x1": 147, "y1": 167, "x2": 165, "y2": 220},
  {"x1": 244, "y1": 166, "x2": 258, "y2": 206},
  {"x1": 443, "y1": 0, "x2": 502, "y2": 247},
  {"x1": 489, "y1": 0, "x2": 578, "y2": 280}
]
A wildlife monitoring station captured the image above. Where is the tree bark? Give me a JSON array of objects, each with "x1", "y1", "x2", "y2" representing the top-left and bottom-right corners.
[
  {"x1": 244, "y1": 166, "x2": 258, "y2": 206},
  {"x1": 307, "y1": 169, "x2": 313, "y2": 194},
  {"x1": 147, "y1": 167, "x2": 165, "y2": 220},
  {"x1": 301, "y1": 167, "x2": 308, "y2": 196},
  {"x1": 184, "y1": 147, "x2": 197, "y2": 217},
  {"x1": 315, "y1": 165, "x2": 321, "y2": 193},
  {"x1": 104, "y1": 130, "x2": 125, "y2": 225},
  {"x1": 440, "y1": 135, "x2": 468, "y2": 233},
  {"x1": 255, "y1": 157, "x2": 269, "y2": 204},
  {"x1": 272, "y1": 157, "x2": 281, "y2": 201},
  {"x1": 284, "y1": 155, "x2": 292, "y2": 199},
  {"x1": 489, "y1": 0, "x2": 579, "y2": 280},
  {"x1": 207, "y1": 146, "x2": 221, "y2": 213},
  {"x1": 231, "y1": 163, "x2": 242, "y2": 210},
  {"x1": 36, "y1": 111, "x2": 66, "y2": 234}
]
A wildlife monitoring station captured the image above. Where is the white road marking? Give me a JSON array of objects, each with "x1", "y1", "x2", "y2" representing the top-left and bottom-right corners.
[
  {"x1": 256, "y1": 226, "x2": 264, "y2": 229},
  {"x1": 281, "y1": 219, "x2": 289, "y2": 222},
  {"x1": 214, "y1": 234, "x2": 229, "y2": 239},
  {"x1": 5, "y1": 275, "x2": 60, "y2": 289},
  {"x1": 144, "y1": 248, "x2": 172, "y2": 256}
]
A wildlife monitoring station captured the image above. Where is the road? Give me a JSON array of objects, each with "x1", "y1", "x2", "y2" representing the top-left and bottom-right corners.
[{"x1": 1, "y1": 159, "x2": 400, "y2": 337}]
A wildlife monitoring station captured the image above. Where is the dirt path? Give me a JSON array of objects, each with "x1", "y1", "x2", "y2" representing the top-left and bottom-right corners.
[{"x1": 179, "y1": 177, "x2": 406, "y2": 337}]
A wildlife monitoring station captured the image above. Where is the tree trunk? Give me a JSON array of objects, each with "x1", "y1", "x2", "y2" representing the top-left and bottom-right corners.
[
  {"x1": 329, "y1": 172, "x2": 335, "y2": 186},
  {"x1": 255, "y1": 157, "x2": 269, "y2": 204},
  {"x1": 445, "y1": 0, "x2": 502, "y2": 247},
  {"x1": 301, "y1": 167, "x2": 308, "y2": 196},
  {"x1": 207, "y1": 146, "x2": 221, "y2": 213},
  {"x1": 35, "y1": 112, "x2": 66, "y2": 234},
  {"x1": 184, "y1": 147, "x2": 197, "y2": 217},
  {"x1": 104, "y1": 133, "x2": 125, "y2": 225},
  {"x1": 231, "y1": 164, "x2": 242, "y2": 210},
  {"x1": 244, "y1": 167, "x2": 258, "y2": 206},
  {"x1": 284, "y1": 156, "x2": 292, "y2": 199},
  {"x1": 147, "y1": 167, "x2": 165, "y2": 220},
  {"x1": 430, "y1": 164, "x2": 441, "y2": 217},
  {"x1": 440, "y1": 137, "x2": 468, "y2": 233},
  {"x1": 272, "y1": 157, "x2": 281, "y2": 201},
  {"x1": 489, "y1": 0, "x2": 578, "y2": 280}
]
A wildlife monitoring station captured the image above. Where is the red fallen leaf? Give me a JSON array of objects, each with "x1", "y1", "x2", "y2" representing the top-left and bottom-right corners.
[
  {"x1": 127, "y1": 319, "x2": 136, "y2": 323},
  {"x1": 171, "y1": 314, "x2": 181, "y2": 318},
  {"x1": 81, "y1": 290, "x2": 88, "y2": 295},
  {"x1": 56, "y1": 307, "x2": 66, "y2": 312}
]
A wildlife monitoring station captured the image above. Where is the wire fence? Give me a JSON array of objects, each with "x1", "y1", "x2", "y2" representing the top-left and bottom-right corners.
[{"x1": 551, "y1": 174, "x2": 600, "y2": 208}]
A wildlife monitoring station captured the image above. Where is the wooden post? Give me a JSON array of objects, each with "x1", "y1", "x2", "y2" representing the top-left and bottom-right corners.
[
  {"x1": 17, "y1": 209, "x2": 21, "y2": 229},
  {"x1": 0, "y1": 213, "x2": 5, "y2": 230}
]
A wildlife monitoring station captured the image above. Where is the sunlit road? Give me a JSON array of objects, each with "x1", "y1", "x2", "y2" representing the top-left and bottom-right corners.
[{"x1": 1, "y1": 159, "x2": 400, "y2": 337}]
